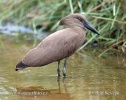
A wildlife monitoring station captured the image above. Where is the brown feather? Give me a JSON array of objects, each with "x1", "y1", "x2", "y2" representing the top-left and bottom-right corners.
[{"x1": 22, "y1": 27, "x2": 85, "y2": 66}]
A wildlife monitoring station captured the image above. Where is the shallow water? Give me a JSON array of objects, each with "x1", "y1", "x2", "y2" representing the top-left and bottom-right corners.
[
  {"x1": 0, "y1": 23, "x2": 49, "y2": 40},
  {"x1": 0, "y1": 37, "x2": 126, "y2": 100}
]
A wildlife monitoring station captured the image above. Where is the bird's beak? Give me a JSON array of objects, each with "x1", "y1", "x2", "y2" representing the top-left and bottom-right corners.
[{"x1": 83, "y1": 20, "x2": 100, "y2": 35}]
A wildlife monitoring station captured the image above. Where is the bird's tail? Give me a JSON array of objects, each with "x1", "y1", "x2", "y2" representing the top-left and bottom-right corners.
[{"x1": 15, "y1": 61, "x2": 28, "y2": 71}]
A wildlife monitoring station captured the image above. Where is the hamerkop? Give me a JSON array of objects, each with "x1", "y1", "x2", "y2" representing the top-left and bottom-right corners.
[{"x1": 16, "y1": 13, "x2": 99, "y2": 76}]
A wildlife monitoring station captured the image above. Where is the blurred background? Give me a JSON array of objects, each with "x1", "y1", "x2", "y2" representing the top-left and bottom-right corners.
[{"x1": 0, "y1": 0, "x2": 125, "y2": 55}]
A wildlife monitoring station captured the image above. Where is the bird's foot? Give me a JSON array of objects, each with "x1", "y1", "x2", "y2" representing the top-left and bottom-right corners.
[
  {"x1": 62, "y1": 69, "x2": 66, "y2": 77},
  {"x1": 63, "y1": 73, "x2": 66, "y2": 77},
  {"x1": 58, "y1": 74, "x2": 60, "y2": 77},
  {"x1": 57, "y1": 69, "x2": 60, "y2": 76}
]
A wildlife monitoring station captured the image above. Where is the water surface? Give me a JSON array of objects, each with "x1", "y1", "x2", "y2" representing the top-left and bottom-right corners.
[{"x1": 0, "y1": 37, "x2": 126, "y2": 100}]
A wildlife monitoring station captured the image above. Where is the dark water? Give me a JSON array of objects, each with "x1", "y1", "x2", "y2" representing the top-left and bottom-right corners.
[{"x1": 0, "y1": 36, "x2": 126, "y2": 100}]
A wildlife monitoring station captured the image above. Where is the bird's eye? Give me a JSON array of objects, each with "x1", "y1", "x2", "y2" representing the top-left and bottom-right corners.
[{"x1": 76, "y1": 17, "x2": 81, "y2": 21}]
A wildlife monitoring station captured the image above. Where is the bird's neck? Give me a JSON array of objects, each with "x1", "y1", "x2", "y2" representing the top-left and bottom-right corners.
[{"x1": 73, "y1": 26, "x2": 86, "y2": 33}]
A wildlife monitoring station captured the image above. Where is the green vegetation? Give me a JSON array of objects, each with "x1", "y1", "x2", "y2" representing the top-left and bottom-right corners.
[{"x1": 0, "y1": 0, "x2": 126, "y2": 55}]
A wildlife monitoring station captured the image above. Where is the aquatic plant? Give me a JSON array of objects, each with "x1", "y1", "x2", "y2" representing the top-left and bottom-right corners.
[{"x1": 0, "y1": 0, "x2": 125, "y2": 55}]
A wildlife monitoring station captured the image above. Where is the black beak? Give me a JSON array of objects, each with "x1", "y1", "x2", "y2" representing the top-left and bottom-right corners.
[{"x1": 83, "y1": 20, "x2": 100, "y2": 35}]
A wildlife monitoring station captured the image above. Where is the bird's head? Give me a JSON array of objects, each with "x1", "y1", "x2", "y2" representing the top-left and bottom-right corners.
[{"x1": 59, "y1": 13, "x2": 100, "y2": 35}]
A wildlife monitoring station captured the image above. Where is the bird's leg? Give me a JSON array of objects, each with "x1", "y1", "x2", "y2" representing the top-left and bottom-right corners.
[
  {"x1": 62, "y1": 58, "x2": 68, "y2": 77},
  {"x1": 57, "y1": 61, "x2": 60, "y2": 76}
]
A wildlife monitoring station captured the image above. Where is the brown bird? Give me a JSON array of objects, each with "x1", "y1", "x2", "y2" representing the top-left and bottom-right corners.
[{"x1": 16, "y1": 13, "x2": 99, "y2": 77}]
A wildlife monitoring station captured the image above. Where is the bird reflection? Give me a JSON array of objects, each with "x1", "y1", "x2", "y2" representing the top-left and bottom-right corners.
[{"x1": 15, "y1": 76, "x2": 70, "y2": 100}]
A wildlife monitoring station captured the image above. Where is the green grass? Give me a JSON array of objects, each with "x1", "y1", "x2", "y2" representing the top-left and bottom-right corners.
[{"x1": 0, "y1": 0, "x2": 126, "y2": 56}]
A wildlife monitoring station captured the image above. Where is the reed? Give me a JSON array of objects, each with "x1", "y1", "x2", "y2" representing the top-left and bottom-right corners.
[{"x1": 0, "y1": 0, "x2": 125, "y2": 55}]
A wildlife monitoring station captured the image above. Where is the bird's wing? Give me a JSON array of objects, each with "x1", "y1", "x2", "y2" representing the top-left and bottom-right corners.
[{"x1": 22, "y1": 28, "x2": 85, "y2": 66}]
